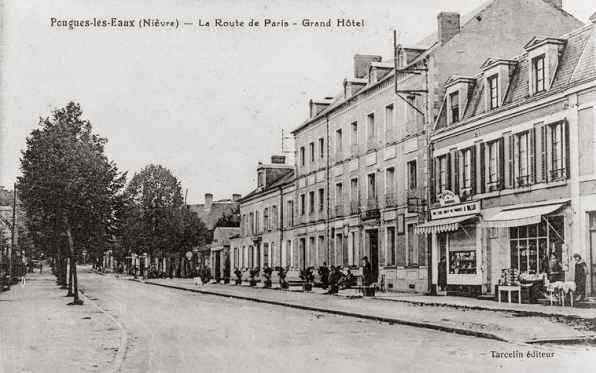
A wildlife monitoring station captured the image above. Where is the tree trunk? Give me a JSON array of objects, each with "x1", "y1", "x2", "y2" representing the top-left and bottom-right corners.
[
  {"x1": 64, "y1": 216, "x2": 82, "y2": 304},
  {"x1": 67, "y1": 257, "x2": 73, "y2": 296}
]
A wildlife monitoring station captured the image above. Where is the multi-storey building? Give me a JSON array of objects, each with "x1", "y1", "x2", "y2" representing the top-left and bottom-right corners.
[
  {"x1": 425, "y1": 16, "x2": 596, "y2": 297},
  {"x1": 291, "y1": 0, "x2": 582, "y2": 293},
  {"x1": 230, "y1": 156, "x2": 296, "y2": 280}
]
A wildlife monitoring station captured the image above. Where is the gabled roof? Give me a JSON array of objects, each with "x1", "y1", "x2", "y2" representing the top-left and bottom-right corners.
[
  {"x1": 523, "y1": 36, "x2": 566, "y2": 51},
  {"x1": 188, "y1": 202, "x2": 236, "y2": 230},
  {"x1": 238, "y1": 169, "x2": 295, "y2": 203},
  {"x1": 480, "y1": 57, "x2": 517, "y2": 70},
  {"x1": 434, "y1": 23, "x2": 596, "y2": 132}
]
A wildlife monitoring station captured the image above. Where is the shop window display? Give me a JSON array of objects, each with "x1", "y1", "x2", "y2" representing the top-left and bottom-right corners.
[
  {"x1": 509, "y1": 216, "x2": 564, "y2": 276},
  {"x1": 448, "y1": 224, "x2": 477, "y2": 275}
]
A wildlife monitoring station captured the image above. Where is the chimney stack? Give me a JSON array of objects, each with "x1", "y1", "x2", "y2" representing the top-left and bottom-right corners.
[
  {"x1": 354, "y1": 54, "x2": 382, "y2": 79},
  {"x1": 232, "y1": 194, "x2": 242, "y2": 203},
  {"x1": 437, "y1": 12, "x2": 460, "y2": 46},
  {"x1": 205, "y1": 193, "x2": 213, "y2": 210},
  {"x1": 544, "y1": 0, "x2": 562, "y2": 11}
]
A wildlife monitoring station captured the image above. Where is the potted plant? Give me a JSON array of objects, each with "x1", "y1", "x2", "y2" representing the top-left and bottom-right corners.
[
  {"x1": 248, "y1": 267, "x2": 260, "y2": 287},
  {"x1": 223, "y1": 256, "x2": 231, "y2": 284},
  {"x1": 299, "y1": 267, "x2": 315, "y2": 292},
  {"x1": 234, "y1": 267, "x2": 243, "y2": 285},
  {"x1": 275, "y1": 266, "x2": 289, "y2": 289},
  {"x1": 262, "y1": 266, "x2": 273, "y2": 288},
  {"x1": 200, "y1": 267, "x2": 211, "y2": 285}
]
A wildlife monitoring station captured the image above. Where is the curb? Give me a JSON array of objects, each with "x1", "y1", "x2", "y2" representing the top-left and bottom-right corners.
[
  {"x1": 369, "y1": 296, "x2": 596, "y2": 322},
  {"x1": 141, "y1": 280, "x2": 509, "y2": 343},
  {"x1": 79, "y1": 291, "x2": 128, "y2": 373}
]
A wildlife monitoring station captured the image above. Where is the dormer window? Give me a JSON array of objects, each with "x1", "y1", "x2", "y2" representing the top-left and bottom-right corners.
[
  {"x1": 533, "y1": 55, "x2": 546, "y2": 93},
  {"x1": 488, "y1": 74, "x2": 499, "y2": 109},
  {"x1": 524, "y1": 36, "x2": 565, "y2": 96},
  {"x1": 449, "y1": 91, "x2": 460, "y2": 124},
  {"x1": 258, "y1": 171, "x2": 264, "y2": 187}
]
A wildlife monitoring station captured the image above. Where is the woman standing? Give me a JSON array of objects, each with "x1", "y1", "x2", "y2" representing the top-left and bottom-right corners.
[{"x1": 573, "y1": 254, "x2": 588, "y2": 301}]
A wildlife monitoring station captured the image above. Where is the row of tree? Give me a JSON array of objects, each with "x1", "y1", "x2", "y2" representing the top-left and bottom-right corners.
[{"x1": 17, "y1": 102, "x2": 217, "y2": 303}]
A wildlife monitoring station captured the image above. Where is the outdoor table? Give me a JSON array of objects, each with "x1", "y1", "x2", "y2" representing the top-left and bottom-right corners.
[{"x1": 498, "y1": 285, "x2": 521, "y2": 305}]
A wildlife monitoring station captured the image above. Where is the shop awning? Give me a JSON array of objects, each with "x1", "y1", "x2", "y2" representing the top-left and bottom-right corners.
[
  {"x1": 483, "y1": 203, "x2": 564, "y2": 228},
  {"x1": 414, "y1": 215, "x2": 478, "y2": 234},
  {"x1": 210, "y1": 246, "x2": 225, "y2": 252}
]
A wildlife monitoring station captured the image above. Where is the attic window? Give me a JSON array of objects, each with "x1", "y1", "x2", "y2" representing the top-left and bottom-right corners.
[
  {"x1": 488, "y1": 74, "x2": 499, "y2": 109},
  {"x1": 449, "y1": 91, "x2": 460, "y2": 124},
  {"x1": 533, "y1": 55, "x2": 546, "y2": 93}
]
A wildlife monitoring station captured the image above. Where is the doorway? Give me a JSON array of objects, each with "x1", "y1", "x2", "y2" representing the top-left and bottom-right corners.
[
  {"x1": 368, "y1": 229, "x2": 379, "y2": 282},
  {"x1": 437, "y1": 233, "x2": 448, "y2": 295},
  {"x1": 300, "y1": 238, "x2": 306, "y2": 270}
]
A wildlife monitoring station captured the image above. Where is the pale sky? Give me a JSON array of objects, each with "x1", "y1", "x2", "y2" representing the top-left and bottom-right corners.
[{"x1": 0, "y1": 0, "x2": 593, "y2": 204}]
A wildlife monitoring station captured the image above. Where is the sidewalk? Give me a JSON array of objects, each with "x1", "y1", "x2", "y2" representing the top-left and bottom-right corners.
[
  {"x1": 123, "y1": 274, "x2": 596, "y2": 345},
  {"x1": 0, "y1": 270, "x2": 121, "y2": 373}
]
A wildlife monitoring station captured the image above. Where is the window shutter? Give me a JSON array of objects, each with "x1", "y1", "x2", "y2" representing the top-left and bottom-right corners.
[
  {"x1": 498, "y1": 137, "x2": 505, "y2": 190},
  {"x1": 446, "y1": 153, "x2": 451, "y2": 193},
  {"x1": 505, "y1": 134, "x2": 514, "y2": 188},
  {"x1": 454, "y1": 151, "x2": 460, "y2": 195},
  {"x1": 471, "y1": 145, "x2": 477, "y2": 195},
  {"x1": 479, "y1": 142, "x2": 486, "y2": 194},
  {"x1": 513, "y1": 134, "x2": 519, "y2": 188},
  {"x1": 564, "y1": 119, "x2": 570, "y2": 179},
  {"x1": 458, "y1": 150, "x2": 464, "y2": 196},
  {"x1": 529, "y1": 128, "x2": 535, "y2": 184},
  {"x1": 538, "y1": 124, "x2": 546, "y2": 183},
  {"x1": 430, "y1": 158, "x2": 436, "y2": 203}
]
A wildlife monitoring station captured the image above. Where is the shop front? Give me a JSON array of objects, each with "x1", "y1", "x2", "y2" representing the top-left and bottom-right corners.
[
  {"x1": 416, "y1": 200, "x2": 482, "y2": 297},
  {"x1": 484, "y1": 200, "x2": 569, "y2": 303}
]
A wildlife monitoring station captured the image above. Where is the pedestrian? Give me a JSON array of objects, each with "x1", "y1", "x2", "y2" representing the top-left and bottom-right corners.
[
  {"x1": 573, "y1": 254, "x2": 588, "y2": 301},
  {"x1": 438, "y1": 256, "x2": 447, "y2": 291},
  {"x1": 362, "y1": 256, "x2": 372, "y2": 286},
  {"x1": 39, "y1": 262, "x2": 43, "y2": 274},
  {"x1": 318, "y1": 262, "x2": 330, "y2": 289}
]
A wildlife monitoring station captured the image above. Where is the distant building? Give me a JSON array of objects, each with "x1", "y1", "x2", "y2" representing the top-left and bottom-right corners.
[
  {"x1": 210, "y1": 227, "x2": 240, "y2": 281},
  {"x1": 230, "y1": 155, "x2": 295, "y2": 280},
  {"x1": 188, "y1": 193, "x2": 241, "y2": 230}
]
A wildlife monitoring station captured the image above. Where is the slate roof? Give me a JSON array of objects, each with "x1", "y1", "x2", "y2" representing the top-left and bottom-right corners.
[
  {"x1": 434, "y1": 23, "x2": 596, "y2": 132},
  {"x1": 291, "y1": 0, "x2": 573, "y2": 136},
  {"x1": 212, "y1": 227, "x2": 241, "y2": 247},
  {"x1": 239, "y1": 169, "x2": 294, "y2": 203},
  {"x1": 188, "y1": 201, "x2": 237, "y2": 230}
]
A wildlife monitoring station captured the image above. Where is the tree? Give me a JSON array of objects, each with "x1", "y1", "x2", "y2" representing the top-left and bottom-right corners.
[
  {"x1": 122, "y1": 165, "x2": 185, "y2": 261},
  {"x1": 121, "y1": 165, "x2": 211, "y2": 277},
  {"x1": 18, "y1": 102, "x2": 126, "y2": 304},
  {"x1": 213, "y1": 204, "x2": 240, "y2": 229}
]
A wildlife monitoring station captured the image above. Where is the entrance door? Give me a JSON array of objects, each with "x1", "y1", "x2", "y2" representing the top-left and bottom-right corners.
[
  {"x1": 591, "y1": 231, "x2": 596, "y2": 297},
  {"x1": 300, "y1": 238, "x2": 306, "y2": 270},
  {"x1": 215, "y1": 252, "x2": 221, "y2": 280},
  {"x1": 369, "y1": 230, "x2": 379, "y2": 282},
  {"x1": 438, "y1": 233, "x2": 448, "y2": 295}
]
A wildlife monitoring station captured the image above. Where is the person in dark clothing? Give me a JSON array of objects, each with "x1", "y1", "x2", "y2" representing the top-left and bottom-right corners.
[
  {"x1": 574, "y1": 254, "x2": 588, "y2": 301},
  {"x1": 438, "y1": 256, "x2": 447, "y2": 291},
  {"x1": 362, "y1": 256, "x2": 372, "y2": 286},
  {"x1": 318, "y1": 262, "x2": 330, "y2": 289}
]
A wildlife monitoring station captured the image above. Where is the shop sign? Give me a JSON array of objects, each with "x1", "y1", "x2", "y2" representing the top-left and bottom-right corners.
[
  {"x1": 430, "y1": 201, "x2": 480, "y2": 219},
  {"x1": 439, "y1": 190, "x2": 461, "y2": 206}
]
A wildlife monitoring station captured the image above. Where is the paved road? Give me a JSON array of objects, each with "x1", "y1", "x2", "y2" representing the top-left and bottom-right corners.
[{"x1": 80, "y1": 271, "x2": 593, "y2": 373}]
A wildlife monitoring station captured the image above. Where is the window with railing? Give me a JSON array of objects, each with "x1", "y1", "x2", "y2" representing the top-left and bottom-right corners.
[
  {"x1": 551, "y1": 121, "x2": 565, "y2": 180},
  {"x1": 385, "y1": 167, "x2": 395, "y2": 207},
  {"x1": 367, "y1": 113, "x2": 375, "y2": 150},
  {"x1": 518, "y1": 132, "x2": 530, "y2": 186}
]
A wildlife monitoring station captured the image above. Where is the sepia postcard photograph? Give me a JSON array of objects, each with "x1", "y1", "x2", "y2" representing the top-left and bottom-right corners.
[{"x1": 0, "y1": 0, "x2": 595, "y2": 372}]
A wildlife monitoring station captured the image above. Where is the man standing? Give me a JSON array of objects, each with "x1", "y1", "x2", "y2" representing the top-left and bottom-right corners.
[
  {"x1": 362, "y1": 256, "x2": 372, "y2": 286},
  {"x1": 574, "y1": 254, "x2": 588, "y2": 301},
  {"x1": 39, "y1": 261, "x2": 43, "y2": 274}
]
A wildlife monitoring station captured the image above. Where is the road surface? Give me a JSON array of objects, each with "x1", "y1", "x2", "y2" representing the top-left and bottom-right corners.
[{"x1": 80, "y1": 271, "x2": 593, "y2": 373}]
